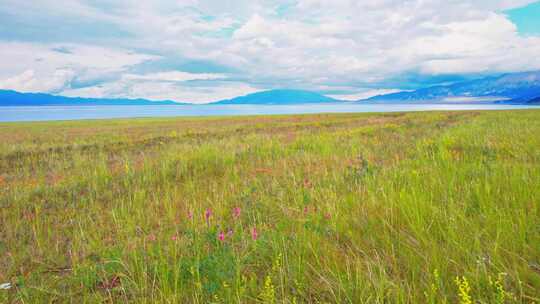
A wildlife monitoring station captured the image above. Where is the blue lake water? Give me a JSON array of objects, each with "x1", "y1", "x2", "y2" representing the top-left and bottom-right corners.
[{"x1": 0, "y1": 104, "x2": 539, "y2": 122}]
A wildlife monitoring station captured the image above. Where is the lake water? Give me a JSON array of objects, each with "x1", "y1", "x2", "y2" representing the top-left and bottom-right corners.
[{"x1": 0, "y1": 104, "x2": 539, "y2": 122}]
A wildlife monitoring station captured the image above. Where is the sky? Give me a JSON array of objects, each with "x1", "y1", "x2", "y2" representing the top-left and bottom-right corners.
[{"x1": 0, "y1": 0, "x2": 539, "y2": 103}]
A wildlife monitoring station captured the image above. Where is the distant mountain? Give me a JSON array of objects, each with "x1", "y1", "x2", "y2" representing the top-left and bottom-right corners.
[
  {"x1": 1, "y1": 89, "x2": 340, "y2": 106},
  {"x1": 215, "y1": 89, "x2": 339, "y2": 104},
  {"x1": 362, "y1": 71, "x2": 540, "y2": 103},
  {"x1": 527, "y1": 96, "x2": 540, "y2": 104},
  {"x1": 4, "y1": 78, "x2": 539, "y2": 107},
  {"x1": 0, "y1": 90, "x2": 181, "y2": 106}
]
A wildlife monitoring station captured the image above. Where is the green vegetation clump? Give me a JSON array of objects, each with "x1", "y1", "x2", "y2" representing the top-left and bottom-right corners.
[{"x1": 0, "y1": 110, "x2": 539, "y2": 303}]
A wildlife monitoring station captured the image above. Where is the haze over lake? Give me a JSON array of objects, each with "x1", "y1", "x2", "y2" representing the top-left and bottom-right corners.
[{"x1": 1, "y1": 104, "x2": 539, "y2": 122}]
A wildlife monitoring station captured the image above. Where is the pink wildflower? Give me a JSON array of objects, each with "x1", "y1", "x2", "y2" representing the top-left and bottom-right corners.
[
  {"x1": 171, "y1": 235, "x2": 178, "y2": 241},
  {"x1": 148, "y1": 234, "x2": 157, "y2": 242},
  {"x1": 187, "y1": 211, "x2": 193, "y2": 220},
  {"x1": 251, "y1": 227, "x2": 258, "y2": 241},
  {"x1": 205, "y1": 208, "x2": 212, "y2": 226},
  {"x1": 218, "y1": 231, "x2": 225, "y2": 242},
  {"x1": 233, "y1": 207, "x2": 241, "y2": 219}
]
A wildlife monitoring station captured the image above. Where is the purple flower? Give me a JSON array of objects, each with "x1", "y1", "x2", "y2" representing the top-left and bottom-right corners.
[
  {"x1": 251, "y1": 227, "x2": 258, "y2": 241},
  {"x1": 205, "y1": 208, "x2": 212, "y2": 226},
  {"x1": 233, "y1": 207, "x2": 241, "y2": 219}
]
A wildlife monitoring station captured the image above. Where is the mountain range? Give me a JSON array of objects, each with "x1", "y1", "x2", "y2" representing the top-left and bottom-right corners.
[
  {"x1": 1, "y1": 71, "x2": 540, "y2": 106},
  {"x1": 362, "y1": 71, "x2": 540, "y2": 103},
  {"x1": 0, "y1": 90, "x2": 180, "y2": 106},
  {"x1": 0, "y1": 89, "x2": 340, "y2": 106},
  {"x1": 216, "y1": 89, "x2": 338, "y2": 104}
]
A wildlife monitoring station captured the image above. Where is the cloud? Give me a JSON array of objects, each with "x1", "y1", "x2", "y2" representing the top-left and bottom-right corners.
[
  {"x1": 327, "y1": 89, "x2": 405, "y2": 101},
  {"x1": 0, "y1": 69, "x2": 76, "y2": 93},
  {"x1": 0, "y1": 70, "x2": 39, "y2": 92},
  {"x1": 0, "y1": 0, "x2": 540, "y2": 102},
  {"x1": 123, "y1": 71, "x2": 226, "y2": 82},
  {"x1": 0, "y1": 42, "x2": 158, "y2": 93},
  {"x1": 62, "y1": 79, "x2": 259, "y2": 103}
]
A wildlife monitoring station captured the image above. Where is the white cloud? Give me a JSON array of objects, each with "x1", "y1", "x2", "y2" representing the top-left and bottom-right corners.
[
  {"x1": 413, "y1": 14, "x2": 540, "y2": 74},
  {"x1": 0, "y1": 70, "x2": 36, "y2": 91},
  {"x1": 0, "y1": 69, "x2": 77, "y2": 93},
  {"x1": 123, "y1": 71, "x2": 226, "y2": 82},
  {"x1": 62, "y1": 79, "x2": 260, "y2": 103},
  {"x1": 0, "y1": 42, "x2": 158, "y2": 93},
  {"x1": 327, "y1": 89, "x2": 405, "y2": 101}
]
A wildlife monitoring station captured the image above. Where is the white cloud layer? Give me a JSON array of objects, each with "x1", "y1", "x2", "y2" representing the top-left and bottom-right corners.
[
  {"x1": 0, "y1": 0, "x2": 539, "y2": 102},
  {"x1": 62, "y1": 80, "x2": 259, "y2": 103},
  {"x1": 327, "y1": 89, "x2": 405, "y2": 101},
  {"x1": 123, "y1": 72, "x2": 225, "y2": 82}
]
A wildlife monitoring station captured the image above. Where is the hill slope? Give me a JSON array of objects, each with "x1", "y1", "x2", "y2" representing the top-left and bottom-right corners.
[{"x1": 215, "y1": 89, "x2": 339, "y2": 104}]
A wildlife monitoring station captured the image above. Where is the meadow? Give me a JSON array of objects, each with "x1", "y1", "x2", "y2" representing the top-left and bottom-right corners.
[{"x1": 0, "y1": 110, "x2": 539, "y2": 303}]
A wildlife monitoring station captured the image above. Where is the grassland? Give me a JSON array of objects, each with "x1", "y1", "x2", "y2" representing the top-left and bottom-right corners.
[{"x1": 0, "y1": 110, "x2": 539, "y2": 303}]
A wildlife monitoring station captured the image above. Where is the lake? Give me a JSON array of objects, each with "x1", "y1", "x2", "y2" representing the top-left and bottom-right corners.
[{"x1": 1, "y1": 104, "x2": 539, "y2": 122}]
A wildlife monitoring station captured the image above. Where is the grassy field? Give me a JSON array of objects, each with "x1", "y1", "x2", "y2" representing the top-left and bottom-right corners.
[{"x1": 0, "y1": 110, "x2": 539, "y2": 303}]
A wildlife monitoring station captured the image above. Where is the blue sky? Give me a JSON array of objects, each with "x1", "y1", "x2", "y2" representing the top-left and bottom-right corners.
[
  {"x1": 0, "y1": 0, "x2": 539, "y2": 102},
  {"x1": 507, "y1": 1, "x2": 540, "y2": 35}
]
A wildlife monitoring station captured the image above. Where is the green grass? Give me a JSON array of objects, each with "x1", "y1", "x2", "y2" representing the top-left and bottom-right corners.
[{"x1": 0, "y1": 110, "x2": 539, "y2": 303}]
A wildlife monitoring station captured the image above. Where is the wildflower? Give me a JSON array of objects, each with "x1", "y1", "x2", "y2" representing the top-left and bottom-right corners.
[
  {"x1": 0, "y1": 283, "x2": 11, "y2": 290},
  {"x1": 233, "y1": 207, "x2": 241, "y2": 219},
  {"x1": 251, "y1": 227, "x2": 258, "y2": 241},
  {"x1": 454, "y1": 276, "x2": 473, "y2": 304},
  {"x1": 187, "y1": 211, "x2": 193, "y2": 220},
  {"x1": 218, "y1": 231, "x2": 225, "y2": 242},
  {"x1": 324, "y1": 213, "x2": 331, "y2": 220},
  {"x1": 97, "y1": 276, "x2": 121, "y2": 290},
  {"x1": 147, "y1": 234, "x2": 157, "y2": 242},
  {"x1": 227, "y1": 229, "x2": 234, "y2": 237},
  {"x1": 171, "y1": 235, "x2": 178, "y2": 241},
  {"x1": 260, "y1": 275, "x2": 275, "y2": 303},
  {"x1": 205, "y1": 208, "x2": 212, "y2": 226}
]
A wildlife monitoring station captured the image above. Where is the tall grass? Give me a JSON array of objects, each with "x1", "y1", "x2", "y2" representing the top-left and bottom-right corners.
[{"x1": 0, "y1": 111, "x2": 539, "y2": 303}]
